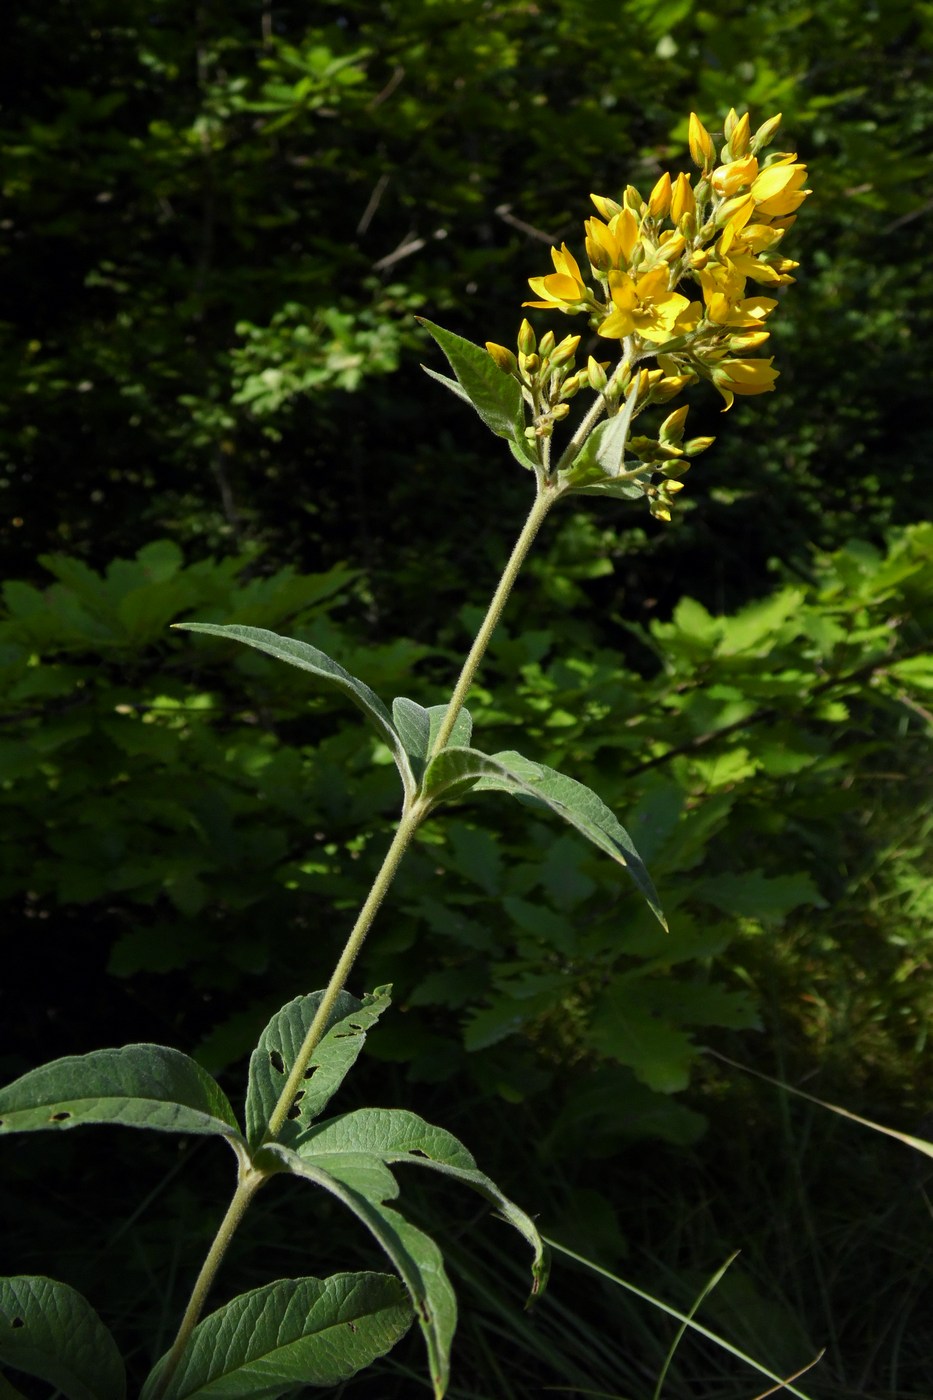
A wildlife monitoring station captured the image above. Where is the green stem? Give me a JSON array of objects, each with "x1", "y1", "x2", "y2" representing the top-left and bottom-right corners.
[
  {"x1": 263, "y1": 804, "x2": 426, "y2": 1142},
  {"x1": 554, "y1": 342, "x2": 635, "y2": 475},
  {"x1": 148, "y1": 1167, "x2": 265, "y2": 1398},
  {"x1": 429, "y1": 485, "x2": 556, "y2": 758},
  {"x1": 154, "y1": 480, "x2": 560, "y2": 1388}
]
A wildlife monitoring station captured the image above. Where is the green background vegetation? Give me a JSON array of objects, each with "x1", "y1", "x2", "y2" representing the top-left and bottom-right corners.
[{"x1": 2, "y1": 1, "x2": 931, "y2": 1394}]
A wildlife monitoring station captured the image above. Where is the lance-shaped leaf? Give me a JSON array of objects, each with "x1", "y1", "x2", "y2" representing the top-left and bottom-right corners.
[
  {"x1": 293, "y1": 1107, "x2": 548, "y2": 1302},
  {"x1": 0, "y1": 1046, "x2": 244, "y2": 1150},
  {"x1": 0, "y1": 1276, "x2": 125, "y2": 1400},
  {"x1": 246, "y1": 987, "x2": 391, "y2": 1149},
  {"x1": 172, "y1": 623, "x2": 417, "y2": 802},
  {"x1": 423, "y1": 746, "x2": 665, "y2": 927},
  {"x1": 140, "y1": 1273, "x2": 411, "y2": 1400},
  {"x1": 391, "y1": 699, "x2": 474, "y2": 784},
  {"x1": 418, "y1": 318, "x2": 525, "y2": 444},
  {"x1": 262, "y1": 1145, "x2": 456, "y2": 1400}
]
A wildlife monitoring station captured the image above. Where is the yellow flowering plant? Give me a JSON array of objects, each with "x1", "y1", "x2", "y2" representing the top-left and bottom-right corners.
[
  {"x1": 463, "y1": 108, "x2": 809, "y2": 521},
  {"x1": 0, "y1": 111, "x2": 810, "y2": 1400}
]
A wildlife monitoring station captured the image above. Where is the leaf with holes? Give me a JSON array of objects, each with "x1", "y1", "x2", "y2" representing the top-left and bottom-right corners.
[
  {"x1": 172, "y1": 623, "x2": 417, "y2": 801},
  {"x1": 418, "y1": 318, "x2": 526, "y2": 445},
  {"x1": 422, "y1": 746, "x2": 665, "y2": 927},
  {"x1": 0, "y1": 1276, "x2": 125, "y2": 1400},
  {"x1": 262, "y1": 1146, "x2": 456, "y2": 1400},
  {"x1": 245, "y1": 988, "x2": 391, "y2": 1149},
  {"x1": 140, "y1": 1273, "x2": 411, "y2": 1400},
  {"x1": 391, "y1": 699, "x2": 474, "y2": 784},
  {"x1": 0, "y1": 1046, "x2": 244, "y2": 1149},
  {"x1": 292, "y1": 1108, "x2": 548, "y2": 1302}
]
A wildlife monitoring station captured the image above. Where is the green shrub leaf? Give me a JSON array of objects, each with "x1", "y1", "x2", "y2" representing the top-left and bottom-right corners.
[
  {"x1": 391, "y1": 699, "x2": 473, "y2": 782},
  {"x1": 0, "y1": 1046, "x2": 243, "y2": 1147},
  {"x1": 245, "y1": 988, "x2": 391, "y2": 1149},
  {"x1": 0, "y1": 1275, "x2": 125, "y2": 1400},
  {"x1": 172, "y1": 623, "x2": 417, "y2": 801},
  {"x1": 295, "y1": 1107, "x2": 549, "y2": 1302},
  {"x1": 418, "y1": 318, "x2": 525, "y2": 444},
  {"x1": 140, "y1": 1273, "x2": 411, "y2": 1400},
  {"x1": 263, "y1": 1146, "x2": 456, "y2": 1399},
  {"x1": 422, "y1": 746, "x2": 665, "y2": 927}
]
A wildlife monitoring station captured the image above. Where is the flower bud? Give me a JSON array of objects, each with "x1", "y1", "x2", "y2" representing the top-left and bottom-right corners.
[
  {"x1": 623, "y1": 184, "x2": 646, "y2": 216},
  {"x1": 688, "y1": 113, "x2": 716, "y2": 171},
  {"x1": 549, "y1": 334, "x2": 581, "y2": 368},
  {"x1": 538, "y1": 330, "x2": 557, "y2": 358},
  {"x1": 685, "y1": 435, "x2": 716, "y2": 455},
  {"x1": 647, "y1": 172, "x2": 672, "y2": 218},
  {"x1": 670, "y1": 172, "x2": 696, "y2": 223},
  {"x1": 590, "y1": 193, "x2": 623, "y2": 219},
  {"x1": 750, "y1": 112, "x2": 783, "y2": 154},
  {"x1": 517, "y1": 319, "x2": 536, "y2": 356},
  {"x1": 485, "y1": 342, "x2": 517, "y2": 374},
  {"x1": 551, "y1": 402, "x2": 571, "y2": 420},
  {"x1": 660, "y1": 404, "x2": 689, "y2": 445},
  {"x1": 587, "y1": 356, "x2": 608, "y2": 391}
]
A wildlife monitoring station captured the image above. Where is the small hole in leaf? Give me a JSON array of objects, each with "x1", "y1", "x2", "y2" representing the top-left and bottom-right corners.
[
  {"x1": 269, "y1": 1049, "x2": 285, "y2": 1075},
  {"x1": 10, "y1": 1316, "x2": 25, "y2": 1329},
  {"x1": 287, "y1": 1090, "x2": 305, "y2": 1120},
  {"x1": 50, "y1": 1111, "x2": 72, "y2": 1122},
  {"x1": 347, "y1": 1322, "x2": 358, "y2": 1333},
  {"x1": 302, "y1": 1065, "x2": 318, "y2": 1081},
  {"x1": 407, "y1": 1148, "x2": 429, "y2": 1159}
]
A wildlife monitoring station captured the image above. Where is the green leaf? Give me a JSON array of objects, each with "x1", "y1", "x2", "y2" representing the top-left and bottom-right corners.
[
  {"x1": 391, "y1": 698, "x2": 473, "y2": 783},
  {"x1": 172, "y1": 623, "x2": 417, "y2": 801},
  {"x1": 422, "y1": 746, "x2": 665, "y2": 927},
  {"x1": 295, "y1": 1107, "x2": 549, "y2": 1302},
  {"x1": 0, "y1": 1046, "x2": 244, "y2": 1148},
  {"x1": 588, "y1": 982, "x2": 695, "y2": 1092},
  {"x1": 141, "y1": 1273, "x2": 411, "y2": 1400},
  {"x1": 0, "y1": 1276, "x2": 125, "y2": 1400},
  {"x1": 418, "y1": 318, "x2": 525, "y2": 444},
  {"x1": 263, "y1": 1146, "x2": 456, "y2": 1400},
  {"x1": 245, "y1": 988, "x2": 391, "y2": 1149}
]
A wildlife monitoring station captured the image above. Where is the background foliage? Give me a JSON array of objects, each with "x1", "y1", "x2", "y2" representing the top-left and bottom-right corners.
[{"x1": 2, "y1": 1, "x2": 931, "y2": 1395}]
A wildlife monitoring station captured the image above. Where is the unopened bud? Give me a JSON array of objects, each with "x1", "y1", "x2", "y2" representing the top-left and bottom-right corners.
[
  {"x1": 551, "y1": 402, "x2": 571, "y2": 421},
  {"x1": 590, "y1": 192, "x2": 623, "y2": 219},
  {"x1": 660, "y1": 405, "x2": 689, "y2": 444},
  {"x1": 623, "y1": 184, "x2": 646, "y2": 216},
  {"x1": 750, "y1": 112, "x2": 783, "y2": 155},
  {"x1": 685, "y1": 436, "x2": 715, "y2": 456},
  {"x1": 549, "y1": 334, "x2": 581, "y2": 368},
  {"x1": 670, "y1": 172, "x2": 696, "y2": 224},
  {"x1": 647, "y1": 172, "x2": 672, "y2": 218},
  {"x1": 517, "y1": 319, "x2": 536, "y2": 356},
  {"x1": 688, "y1": 113, "x2": 716, "y2": 171},
  {"x1": 538, "y1": 330, "x2": 557, "y2": 358},
  {"x1": 485, "y1": 342, "x2": 517, "y2": 375},
  {"x1": 587, "y1": 356, "x2": 608, "y2": 392}
]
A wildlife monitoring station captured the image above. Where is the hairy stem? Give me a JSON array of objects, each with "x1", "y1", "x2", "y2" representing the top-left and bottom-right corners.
[
  {"x1": 263, "y1": 803, "x2": 427, "y2": 1142},
  {"x1": 155, "y1": 481, "x2": 560, "y2": 1385},
  {"x1": 429, "y1": 485, "x2": 556, "y2": 758},
  {"x1": 148, "y1": 1166, "x2": 265, "y2": 1398}
]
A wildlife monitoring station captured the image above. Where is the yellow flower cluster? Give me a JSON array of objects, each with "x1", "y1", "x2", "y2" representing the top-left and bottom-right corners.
[
  {"x1": 485, "y1": 109, "x2": 809, "y2": 519},
  {"x1": 522, "y1": 109, "x2": 807, "y2": 410}
]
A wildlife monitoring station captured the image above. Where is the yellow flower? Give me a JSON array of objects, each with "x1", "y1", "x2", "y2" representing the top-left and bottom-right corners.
[
  {"x1": 699, "y1": 270, "x2": 778, "y2": 328},
  {"x1": 709, "y1": 356, "x2": 779, "y2": 410},
  {"x1": 711, "y1": 154, "x2": 759, "y2": 197},
  {"x1": 524, "y1": 243, "x2": 592, "y2": 313},
  {"x1": 751, "y1": 157, "x2": 810, "y2": 217},
  {"x1": 597, "y1": 265, "x2": 692, "y2": 344},
  {"x1": 584, "y1": 208, "x2": 640, "y2": 272}
]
